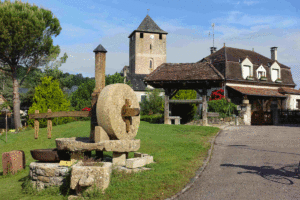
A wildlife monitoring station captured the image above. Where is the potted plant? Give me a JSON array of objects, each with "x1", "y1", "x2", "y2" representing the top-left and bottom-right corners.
[
  {"x1": 246, "y1": 76, "x2": 254, "y2": 80},
  {"x1": 275, "y1": 78, "x2": 282, "y2": 83},
  {"x1": 260, "y1": 76, "x2": 267, "y2": 81}
]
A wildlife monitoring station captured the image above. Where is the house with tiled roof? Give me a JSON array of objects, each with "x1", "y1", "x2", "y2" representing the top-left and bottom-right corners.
[{"x1": 197, "y1": 46, "x2": 300, "y2": 112}]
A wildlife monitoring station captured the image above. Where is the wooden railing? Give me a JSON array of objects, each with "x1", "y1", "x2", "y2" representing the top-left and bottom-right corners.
[{"x1": 28, "y1": 109, "x2": 91, "y2": 139}]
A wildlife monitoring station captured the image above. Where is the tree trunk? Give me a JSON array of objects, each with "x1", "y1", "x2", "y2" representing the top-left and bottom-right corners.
[{"x1": 12, "y1": 70, "x2": 22, "y2": 132}]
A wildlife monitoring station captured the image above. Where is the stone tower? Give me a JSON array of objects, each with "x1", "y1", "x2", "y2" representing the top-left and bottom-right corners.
[{"x1": 128, "y1": 15, "x2": 168, "y2": 75}]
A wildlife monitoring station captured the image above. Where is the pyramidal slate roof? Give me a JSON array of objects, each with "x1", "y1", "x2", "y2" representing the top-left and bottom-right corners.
[
  {"x1": 93, "y1": 44, "x2": 107, "y2": 53},
  {"x1": 128, "y1": 15, "x2": 168, "y2": 38},
  {"x1": 125, "y1": 73, "x2": 164, "y2": 92}
]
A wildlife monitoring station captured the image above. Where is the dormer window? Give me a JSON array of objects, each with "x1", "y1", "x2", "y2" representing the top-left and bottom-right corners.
[
  {"x1": 256, "y1": 65, "x2": 266, "y2": 79},
  {"x1": 241, "y1": 57, "x2": 253, "y2": 79},
  {"x1": 270, "y1": 62, "x2": 281, "y2": 82}
]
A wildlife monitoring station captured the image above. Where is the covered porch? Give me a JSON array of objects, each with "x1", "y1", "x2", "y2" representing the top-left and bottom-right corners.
[{"x1": 227, "y1": 85, "x2": 287, "y2": 125}]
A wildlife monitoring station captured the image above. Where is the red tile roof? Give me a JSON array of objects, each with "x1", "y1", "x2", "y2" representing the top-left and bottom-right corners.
[
  {"x1": 144, "y1": 62, "x2": 225, "y2": 82},
  {"x1": 278, "y1": 87, "x2": 300, "y2": 95},
  {"x1": 227, "y1": 86, "x2": 286, "y2": 97}
]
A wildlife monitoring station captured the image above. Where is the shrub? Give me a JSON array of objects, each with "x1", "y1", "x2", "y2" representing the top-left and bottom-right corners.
[
  {"x1": 208, "y1": 98, "x2": 237, "y2": 118},
  {"x1": 27, "y1": 76, "x2": 73, "y2": 128},
  {"x1": 209, "y1": 89, "x2": 225, "y2": 101},
  {"x1": 140, "y1": 88, "x2": 164, "y2": 116}
]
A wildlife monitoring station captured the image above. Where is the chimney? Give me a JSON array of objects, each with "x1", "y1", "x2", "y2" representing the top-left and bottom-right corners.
[
  {"x1": 210, "y1": 47, "x2": 217, "y2": 54},
  {"x1": 91, "y1": 44, "x2": 107, "y2": 143},
  {"x1": 271, "y1": 47, "x2": 278, "y2": 61},
  {"x1": 93, "y1": 44, "x2": 107, "y2": 93},
  {"x1": 252, "y1": 48, "x2": 254, "y2": 52}
]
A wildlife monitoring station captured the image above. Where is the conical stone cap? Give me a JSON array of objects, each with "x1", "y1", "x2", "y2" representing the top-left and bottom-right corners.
[{"x1": 93, "y1": 44, "x2": 107, "y2": 53}]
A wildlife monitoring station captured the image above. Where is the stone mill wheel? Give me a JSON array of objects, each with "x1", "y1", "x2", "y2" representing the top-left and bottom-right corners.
[{"x1": 96, "y1": 83, "x2": 140, "y2": 140}]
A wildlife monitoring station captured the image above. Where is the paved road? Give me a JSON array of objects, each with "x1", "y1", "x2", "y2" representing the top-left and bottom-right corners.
[{"x1": 176, "y1": 125, "x2": 300, "y2": 200}]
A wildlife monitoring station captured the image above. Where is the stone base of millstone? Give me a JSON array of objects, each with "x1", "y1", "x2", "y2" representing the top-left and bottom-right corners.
[{"x1": 55, "y1": 137, "x2": 140, "y2": 152}]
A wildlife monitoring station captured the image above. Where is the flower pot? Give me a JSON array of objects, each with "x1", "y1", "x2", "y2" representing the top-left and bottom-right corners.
[
  {"x1": 260, "y1": 77, "x2": 267, "y2": 81},
  {"x1": 275, "y1": 79, "x2": 282, "y2": 83},
  {"x1": 243, "y1": 100, "x2": 249, "y2": 104},
  {"x1": 246, "y1": 76, "x2": 254, "y2": 80}
]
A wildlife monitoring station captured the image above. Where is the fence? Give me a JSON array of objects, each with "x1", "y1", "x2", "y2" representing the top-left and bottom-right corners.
[
  {"x1": 28, "y1": 109, "x2": 91, "y2": 139},
  {"x1": 278, "y1": 110, "x2": 300, "y2": 124}
]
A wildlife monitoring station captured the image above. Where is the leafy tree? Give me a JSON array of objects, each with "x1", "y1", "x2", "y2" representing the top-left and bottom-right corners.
[
  {"x1": 106, "y1": 72, "x2": 132, "y2": 87},
  {"x1": 170, "y1": 89, "x2": 198, "y2": 124},
  {"x1": 0, "y1": 0, "x2": 63, "y2": 131},
  {"x1": 27, "y1": 76, "x2": 73, "y2": 128},
  {"x1": 70, "y1": 79, "x2": 95, "y2": 112},
  {"x1": 69, "y1": 72, "x2": 132, "y2": 111}
]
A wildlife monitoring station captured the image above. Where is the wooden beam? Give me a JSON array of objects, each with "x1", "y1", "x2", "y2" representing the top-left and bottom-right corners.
[
  {"x1": 47, "y1": 109, "x2": 52, "y2": 139},
  {"x1": 169, "y1": 99, "x2": 203, "y2": 104},
  {"x1": 34, "y1": 110, "x2": 39, "y2": 139},
  {"x1": 29, "y1": 111, "x2": 91, "y2": 119},
  {"x1": 202, "y1": 89, "x2": 208, "y2": 126},
  {"x1": 169, "y1": 89, "x2": 179, "y2": 99},
  {"x1": 164, "y1": 88, "x2": 170, "y2": 124}
]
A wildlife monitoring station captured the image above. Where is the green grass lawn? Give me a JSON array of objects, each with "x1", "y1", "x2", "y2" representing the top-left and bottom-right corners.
[{"x1": 0, "y1": 120, "x2": 220, "y2": 200}]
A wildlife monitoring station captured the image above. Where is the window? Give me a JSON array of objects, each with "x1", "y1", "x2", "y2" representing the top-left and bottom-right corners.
[
  {"x1": 150, "y1": 44, "x2": 152, "y2": 49},
  {"x1": 159, "y1": 34, "x2": 162, "y2": 40},
  {"x1": 296, "y1": 99, "x2": 300, "y2": 109},
  {"x1": 140, "y1": 33, "x2": 143, "y2": 38},
  {"x1": 243, "y1": 65, "x2": 251, "y2": 78},
  {"x1": 150, "y1": 60, "x2": 152, "y2": 68},
  {"x1": 272, "y1": 69, "x2": 279, "y2": 80},
  {"x1": 257, "y1": 71, "x2": 265, "y2": 79}
]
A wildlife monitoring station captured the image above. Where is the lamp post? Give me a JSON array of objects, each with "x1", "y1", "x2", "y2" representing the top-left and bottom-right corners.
[{"x1": 1, "y1": 108, "x2": 9, "y2": 143}]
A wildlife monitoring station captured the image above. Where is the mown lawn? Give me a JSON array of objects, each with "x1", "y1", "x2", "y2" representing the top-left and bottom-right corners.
[{"x1": 0, "y1": 120, "x2": 220, "y2": 200}]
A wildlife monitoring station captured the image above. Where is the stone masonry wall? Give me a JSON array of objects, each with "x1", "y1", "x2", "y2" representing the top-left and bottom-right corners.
[
  {"x1": 186, "y1": 116, "x2": 245, "y2": 126},
  {"x1": 132, "y1": 32, "x2": 166, "y2": 75},
  {"x1": 29, "y1": 162, "x2": 70, "y2": 191}
]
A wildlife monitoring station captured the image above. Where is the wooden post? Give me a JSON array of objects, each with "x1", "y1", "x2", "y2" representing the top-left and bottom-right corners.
[
  {"x1": 47, "y1": 109, "x2": 52, "y2": 139},
  {"x1": 202, "y1": 89, "x2": 208, "y2": 126},
  {"x1": 5, "y1": 111, "x2": 7, "y2": 143},
  {"x1": 164, "y1": 88, "x2": 170, "y2": 125},
  {"x1": 34, "y1": 110, "x2": 39, "y2": 139}
]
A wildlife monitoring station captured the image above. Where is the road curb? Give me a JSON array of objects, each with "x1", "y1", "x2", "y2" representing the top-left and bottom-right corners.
[{"x1": 165, "y1": 125, "x2": 228, "y2": 200}]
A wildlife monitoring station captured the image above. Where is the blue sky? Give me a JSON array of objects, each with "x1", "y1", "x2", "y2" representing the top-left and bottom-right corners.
[{"x1": 9, "y1": 0, "x2": 300, "y2": 88}]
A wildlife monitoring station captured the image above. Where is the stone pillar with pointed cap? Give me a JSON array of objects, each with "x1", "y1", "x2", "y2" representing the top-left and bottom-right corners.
[{"x1": 90, "y1": 44, "x2": 107, "y2": 142}]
